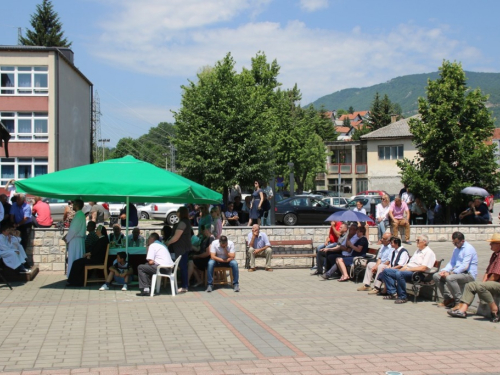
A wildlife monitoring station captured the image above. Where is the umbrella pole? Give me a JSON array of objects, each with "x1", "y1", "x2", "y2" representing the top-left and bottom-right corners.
[{"x1": 125, "y1": 197, "x2": 129, "y2": 256}]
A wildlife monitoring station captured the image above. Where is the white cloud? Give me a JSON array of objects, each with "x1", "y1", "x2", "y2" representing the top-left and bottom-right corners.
[
  {"x1": 90, "y1": 0, "x2": 483, "y2": 105},
  {"x1": 299, "y1": 0, "x2": 329, "y2": 12}
]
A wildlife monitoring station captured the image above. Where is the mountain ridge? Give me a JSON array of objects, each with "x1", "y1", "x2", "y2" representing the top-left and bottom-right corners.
[{"x1": 309, "y1": 71, "x2": 500, "y2": 126}]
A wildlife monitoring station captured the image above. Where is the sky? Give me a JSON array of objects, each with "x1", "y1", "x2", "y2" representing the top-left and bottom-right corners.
[{"x1": 1, "y1": 0, "x2": 500, "y2": 147}]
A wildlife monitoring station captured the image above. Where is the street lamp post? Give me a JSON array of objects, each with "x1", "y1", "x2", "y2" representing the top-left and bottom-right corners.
[
  {"x1": 162, "y1": 153, "x2": 168, "y2": 171},
  {"x1": 288, "y1": 162, "x2": 294, "y2": 197}
]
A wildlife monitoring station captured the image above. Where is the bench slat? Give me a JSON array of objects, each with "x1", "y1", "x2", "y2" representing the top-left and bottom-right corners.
[
  {"x1": 270, "y1": 240, "x2": 313, "y2": 246},
  {"x1": 273, "y1": 254, "x2": 315, "y2": 258}
]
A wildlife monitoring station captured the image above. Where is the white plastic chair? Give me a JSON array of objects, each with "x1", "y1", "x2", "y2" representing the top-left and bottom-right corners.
[{"x1": 150, "y1": 255, "x2": 182, "y2": 297}]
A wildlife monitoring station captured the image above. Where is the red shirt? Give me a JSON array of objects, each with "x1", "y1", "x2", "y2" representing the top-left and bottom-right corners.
[
  {"x1": 329, "y1": 221, "x2": 343, "y2": 243},
  {"x1": 32, "y1": 201, "x2": 53, "y2": 227},
  {"x1": 486, "y1": 251, "x2": 500, "y2": 277}
]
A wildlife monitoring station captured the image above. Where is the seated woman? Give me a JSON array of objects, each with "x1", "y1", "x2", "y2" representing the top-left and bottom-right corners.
[
  {"x1": 190, "y1": 224, "x2": 214, "y2": 287},
  {"x1": 67, "y1": 225, "x2": 110, "y2": 286},
  {"x1": 336, "y1": 226, "x2": 369, "y2": 282}
]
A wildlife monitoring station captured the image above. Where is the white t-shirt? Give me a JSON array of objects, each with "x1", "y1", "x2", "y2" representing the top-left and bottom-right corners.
[{"x1": 210, "y1": 239, "x2": 235, "y2": 260}]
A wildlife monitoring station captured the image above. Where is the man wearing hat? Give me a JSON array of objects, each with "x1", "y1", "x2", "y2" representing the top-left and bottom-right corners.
[
  {"x1": 433, "y1": 231, "x2": 478, "y2": 309},
  {"x1": 206, "y1": 235, "x2": 240, "y2": 292},
  {"x1": 448, "y1": 233, "x2": 500, "y2": 322}
]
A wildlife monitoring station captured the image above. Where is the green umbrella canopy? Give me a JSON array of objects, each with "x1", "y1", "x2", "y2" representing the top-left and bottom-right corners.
[{"x1": 16, "y1": 155, "x2": 222, "y2": 204}]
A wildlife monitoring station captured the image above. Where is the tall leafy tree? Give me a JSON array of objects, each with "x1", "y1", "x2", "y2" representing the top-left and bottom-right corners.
[
  {"x1": 316, "y1": 107, "x2": 338, "y2": 141},
  {"x1": 20, "y1": 0, "x2": 71, "y2": 47},
  {"x1": 348, "y1": 106, "x2": 354, "y2": 114},
  {"x1": 271, "y1": 87, "x2": 329, "y2": 192},
  {"x1": 342, "y1": 116, "x2": 351, "y2": 127},
  {"x1": 397, "y1": 61, "x2": 500, "y2": 220},
  {"x1": 173, "y1": 53, "x2": 277, "y2": 199}
]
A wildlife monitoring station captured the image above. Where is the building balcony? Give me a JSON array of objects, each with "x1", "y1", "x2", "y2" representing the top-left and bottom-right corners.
[
  {"x1": 328, "y1": 163, "x2": 352, "y2": 174},
  {"x1": 355, "y1": 163, "x2": 367, "y2": 174}
]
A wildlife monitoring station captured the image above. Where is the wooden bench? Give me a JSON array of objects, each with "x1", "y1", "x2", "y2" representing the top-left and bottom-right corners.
[
  {"x1": 351, "y1": 247, "x2": 379, "y2": 283},
  {"x1": 245, "y1": 239, "x2": 314, "y2": 269},
  {"x1": 409, "y1": 258, "x2": 444, "y2": 303}
]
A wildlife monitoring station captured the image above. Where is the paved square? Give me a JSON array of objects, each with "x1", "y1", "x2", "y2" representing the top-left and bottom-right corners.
[{"x1": 0, "y1": 240, "x2": 498, "y2": 374}]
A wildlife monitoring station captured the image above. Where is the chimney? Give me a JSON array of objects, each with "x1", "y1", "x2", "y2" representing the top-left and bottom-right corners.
[{"x1": 391, "y1": 114, "x2": 398, "y2": 123}]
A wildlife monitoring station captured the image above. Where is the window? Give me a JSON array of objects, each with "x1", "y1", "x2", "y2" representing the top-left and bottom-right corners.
[
  {"x1": 0, "y1": 112, "x2": 48, "y2": 141},
  {"x1": 0, "y1": 157, "x2": 48, "y2": 185},
  {"x1": 356, "y1": 179, "x2": 368, "y2": 193},
  {"x1": 378, "y1": 145, "x2": 404, "y2": 160},
  {"x1": 0, "y1": 66, "x2": 48, "y2": 95}
]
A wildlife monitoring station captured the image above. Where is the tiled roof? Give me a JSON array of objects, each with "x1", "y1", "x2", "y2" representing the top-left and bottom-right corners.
[
  {"x1": 335, "y1": 126, "x2": 351, "y2": 133},
  {"x1": 360, "y1": 115, "x2": 420, "y2": 139},
  {"x1": 492, "y1": 128, "x2": 500, "y2": 140},
  {"x1": 353, "y1": 111, "x2": 369, "y2": 117}
]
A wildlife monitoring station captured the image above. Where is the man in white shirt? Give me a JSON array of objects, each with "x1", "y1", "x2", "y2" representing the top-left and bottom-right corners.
[
  {"x1": 357, "y1": 233, "x2": 392, "y2": 292},
  {"x1": 382, "y1": 234, "x2": 436, "y2": 303},
  {"x1": 0, "y1": 224, "x2": 30, "y2": 273},
  {"x1": 136, "y1": 233, "x2": 174, "y2": 296},
  {"x1": 206, "y1": 236, "x2": 239, "y2": 293},
  {"x1": 247, "y1": 224, "x2": 273, "y2": 272}
]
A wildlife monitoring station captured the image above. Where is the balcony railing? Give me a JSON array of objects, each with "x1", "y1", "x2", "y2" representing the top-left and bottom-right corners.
[
  {"x1": 328, "y1": 163, "x2": 352, "y2": 174},
  {"x1": 355, "y1": 163, "x2": 367, "y2": 174}
]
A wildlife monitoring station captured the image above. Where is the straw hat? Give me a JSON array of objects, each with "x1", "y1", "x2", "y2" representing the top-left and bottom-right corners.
[{"x1": 486, "y1": 233, "x2": 500, "y2": 243}]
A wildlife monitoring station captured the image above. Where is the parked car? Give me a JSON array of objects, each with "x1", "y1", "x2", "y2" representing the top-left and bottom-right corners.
[
  {"x1": 322, "y1": 197, "x2": 350, "y2": 208},
  {"x1": 137, "y1": 204, "x2": 152, "y2": 220},
  {"x1": 312, "y1": 190, "x2": 338, "y2": 197},
  {"x1": 43, "y1": 198, "x2": 91, "y2": 222},
  {"x1": 275, "y1": 195, "x2": 346, "y2": 226},
  {"x1": 147, "y1": 203, "x2": 184, "y2": 224},
  {"x1": 356, "y1": 190, "x2": 388, "y2": 197}
]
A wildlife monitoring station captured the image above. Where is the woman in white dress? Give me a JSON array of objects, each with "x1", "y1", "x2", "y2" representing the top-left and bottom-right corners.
[{"x1": 63, "y1": 199, "x2": 86, "y2": 277}]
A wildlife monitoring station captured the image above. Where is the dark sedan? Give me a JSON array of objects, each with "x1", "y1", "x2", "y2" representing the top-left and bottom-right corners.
[{"x1": 275, "y1": 196, "x2": 346, "y2": 226}]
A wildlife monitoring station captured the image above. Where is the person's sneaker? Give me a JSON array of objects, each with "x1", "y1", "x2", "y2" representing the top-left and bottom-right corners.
[
  {"x1": 357, "y1": 285, "x2": 371, "y2": 291},
  {"x1": 368, "y1": 288, "x2": 380, "y2": 295},
  {"x1": 233, "y1": 284, "x2": 240, "y2": 292},
  {"x1": 206, "y1": 285, "x2": 213, "y2": 293},
  {"x1": 99, "y1": 284, "x2": 109, "y2": 291},
  {"x1": 121, "y1": 284, "x2": 127, "y2": 291},
  {"x1": 19, "y1": 268, "x2": 31, "y2": 274},
  {"x1": 320, "y1": 273, "x2": 331, "y2": 280}
]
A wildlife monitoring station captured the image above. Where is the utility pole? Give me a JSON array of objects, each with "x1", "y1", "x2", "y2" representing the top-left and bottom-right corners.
[
  {"x1": 170, "y1": 143, "x2": 176, "y2": 173},
  {"x1": 162, "y1": 153, "x2": 168, "y2": 171},
  {"x1": 98, "y1": 139, "x2": 110, "y2": 161}
]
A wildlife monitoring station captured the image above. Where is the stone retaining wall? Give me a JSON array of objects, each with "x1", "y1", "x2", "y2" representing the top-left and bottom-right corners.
[{"x1": 28, "y1": 224, "x2": 500, "y2": 272}]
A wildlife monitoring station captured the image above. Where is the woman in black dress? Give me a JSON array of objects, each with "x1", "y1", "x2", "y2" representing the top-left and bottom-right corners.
[
  {"x1": 67, "y1": 225, "x2": 110, "y2": 286},
  {"x1": 248, "y1": 180, "x2": 264, "y2": 226}
]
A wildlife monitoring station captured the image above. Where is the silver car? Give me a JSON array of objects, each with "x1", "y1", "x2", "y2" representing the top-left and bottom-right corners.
[
  {"x1": 322, "y1": 197, "x2": 350, "y2": 208},
  {"x1": 147, "y1": 203, "x2": 184, "y2": 224}
]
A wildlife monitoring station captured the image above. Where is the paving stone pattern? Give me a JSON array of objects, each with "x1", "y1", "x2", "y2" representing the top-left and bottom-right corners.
[{"x1": 1, "y1": 240, "x2": 499, "y2": 374}]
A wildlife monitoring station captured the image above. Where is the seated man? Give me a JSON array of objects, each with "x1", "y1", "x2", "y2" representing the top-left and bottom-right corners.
[
  {"x1": 433, "y1": 231, "x2": 477, "y2": 308},
  {"x1": 461, "y1": 198, "x2": 490, "y2": 225},
  {"x1": 109, "y1": 224, "x2": 125, "y2": 247},
  {"x1": 448, "y1": 233, "x2": 500, "y2": 322},
  {"x1": 389, "y1": 197, "x2": 411, "y2": 245},
  {"x1": 410, "y1": 197, "x2": 427, "y2": 225},
  {"x1": 312, "y1": 221, "x2": 344, "y2": 275},
  {"x1": 247, "y1": 224, "x2": 273, "y2": 272},
  {"x1": 459, "y1": 201, "x2": 475, "y2": 224},
  {"x1": 382, "y1": 234, "x2": 436, "y2": 304},
  {"x1": 321, "y1": 223, "x2": 359, "y2": 279},
  {"x1": 136, "y1": 233, "x2": 174, "y2": 296},
  {"x1": 67, "y1": 225, "x2": 110, "y2": 286},
  {"x1": 85, "y1": 221, "x2": 99, "y2": 252},
  {"x1": 32, "y1": 196, "x2": 53, "y2": 228},
  {"x1": 357, "y1": 232, "x2": 392, "y2": 292},
  {"x1": 371, "y1": 237, "x2": 410, "y2": 295},
  {"x1": 0, "y1": 224, "x2": 30, "y2": 273},
  {"x1": 10, "y1": 194, "x2": 33, "y2": 250},
  {"x1": 127, "y1": 227, "x2": 145, "y2": 247},
  {"x1": 99, "y1": 251, "x2": 134, "y2": 291},
  {"x1": 225, "y1": 202, "x2": 240, "y2": 226},
  {"x1": 206, "y1": 235, "x2": 240, "y2": 293}
]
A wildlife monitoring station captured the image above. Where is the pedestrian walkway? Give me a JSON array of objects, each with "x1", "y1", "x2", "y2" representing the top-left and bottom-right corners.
[{"x1": 0, "y1": 239, "x2": 498, "y2": 375}]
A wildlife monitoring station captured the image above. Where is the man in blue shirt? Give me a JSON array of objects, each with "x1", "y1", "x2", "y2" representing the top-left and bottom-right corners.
[
  {"x1": 247, "y1": 224, "x2": 273, "y2": 272},
  {"x1": 9, "y1": 194, "x2": 32, "y2": 250},
  {"x1": 433, "y1": 231, "x2": 478, "y2": 308}
]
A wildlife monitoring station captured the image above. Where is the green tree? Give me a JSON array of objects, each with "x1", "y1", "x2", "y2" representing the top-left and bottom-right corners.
[
  {"x1": 351, "y1": 125, "x2": 371, "y2": 140},
  {"x1": 342, "y1": 116, "x2": 351, "y2": 127},
  {"x1": 348, "y1": 106, "x2": 354, "y2": 114},
  {"x1": 271, "y1": 87, "x2": 328, "y2": 193},
  {"x1": 20, "y1": 0, "x2": 71, "y2": 47},
  {"x1": 316, "y1": 107, "x2": 338, "y2": 141},
  {"x1": 337, "y1": 108, "x2": 348, "y2": 116},
  {"x1": 173, "y1": 53, "x2": 277, "y2": 199},
  {"x1": 397, "y1": 61, "x2": 500, "y2": 221},
  {"x1": 364, "y1": 92, "x2": 393, "y2": 131}
]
